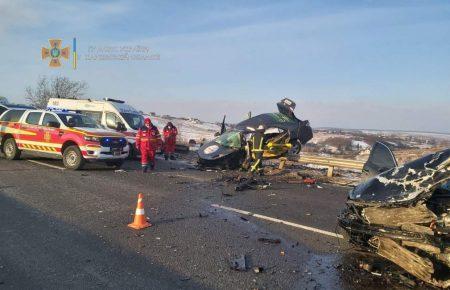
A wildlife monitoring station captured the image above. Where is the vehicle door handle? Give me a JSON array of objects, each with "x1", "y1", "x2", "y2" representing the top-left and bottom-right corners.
[{"x1": 58, "y1": 130, "x2": 64, "y2": 136}]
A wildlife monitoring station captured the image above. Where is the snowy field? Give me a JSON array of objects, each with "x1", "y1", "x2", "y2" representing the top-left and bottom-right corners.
[{"x1": 146, "y1": 115, "x2": 221, "y2": 146}]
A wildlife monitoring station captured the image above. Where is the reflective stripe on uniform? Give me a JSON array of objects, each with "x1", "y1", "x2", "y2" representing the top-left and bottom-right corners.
[{"x1": 251, "y1": 160, "x2": 261, "y2": 172}]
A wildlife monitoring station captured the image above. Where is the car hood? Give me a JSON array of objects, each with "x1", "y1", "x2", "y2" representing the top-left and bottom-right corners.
[
  {"x1": 198, "y1": 141, "x2": 239, "y2": 160},
  {"x1": 349, "y1": 149, "x2": 450, "y2": 205},
  {"x1": 72, "y1": 127, "x2": 125, "y2": 137}
]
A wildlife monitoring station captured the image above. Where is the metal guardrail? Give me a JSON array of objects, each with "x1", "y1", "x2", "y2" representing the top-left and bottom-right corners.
[{"x1": 298, "y1": 154, "x2": 365, "y2": 177}]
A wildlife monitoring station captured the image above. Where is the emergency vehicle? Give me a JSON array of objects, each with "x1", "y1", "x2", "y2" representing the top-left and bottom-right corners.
[
  {"x1": 0, "y1": 109, "x2": 129, "y2": 170},
  {"x1": 47, "y1": 97, "x2": 144, "y2": 157}
]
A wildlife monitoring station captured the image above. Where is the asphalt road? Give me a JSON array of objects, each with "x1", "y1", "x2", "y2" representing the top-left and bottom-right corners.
[{"x1": 0, "y1": 154, "x2": 405, "y2": 289}]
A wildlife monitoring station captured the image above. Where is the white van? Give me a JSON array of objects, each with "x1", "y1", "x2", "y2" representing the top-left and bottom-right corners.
[{"x1": 47, "y1": 97, "x2": 144, "y2": 157}]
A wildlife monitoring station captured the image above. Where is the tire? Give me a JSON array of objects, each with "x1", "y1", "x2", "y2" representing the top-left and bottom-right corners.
[
  {"x1": 106, "y1": 160, "x2": 124, "y2": 168},
  {"x1": 127, "y1": 146, "x2": 134, "y2": 160},
  {"x1": 288, "y1": 139, "x2": 302, "y2": 156},
  {"x1": 62, "y1": 145, "x2": 85, "y2": 170},
  {"x1": 3, "y1": 138, "x2": 21, "y2": 160},
  {"x1": 127, "y1": 145, "x2": 139, "y2": 160}
]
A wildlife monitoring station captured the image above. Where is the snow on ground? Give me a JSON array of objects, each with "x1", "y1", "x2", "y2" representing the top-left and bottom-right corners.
[
  {"x1": 146, "y1": 115, "x2": 221, "y2": 146},
  {"x1": 351, "y1": 140, "x2": 370, "y2": 149}
]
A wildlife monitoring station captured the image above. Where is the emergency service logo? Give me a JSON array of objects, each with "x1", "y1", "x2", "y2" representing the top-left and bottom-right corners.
[
  {"x1": 44, "y1": 131, "x2": 51, "y2": 142},
  {"x1": 41, "y1": 38, "x2": 77, "y2": 69}
]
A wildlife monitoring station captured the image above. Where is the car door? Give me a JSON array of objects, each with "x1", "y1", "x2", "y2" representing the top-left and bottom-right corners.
[
  {"x1": 18, "y1": 111, "x2": 44, "y2": 151},
  {"x1": 41, "y1": 113, "x2": 63, "y2": 154}
]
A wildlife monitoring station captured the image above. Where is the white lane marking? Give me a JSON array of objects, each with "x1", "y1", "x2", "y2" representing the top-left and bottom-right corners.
[
  {"x1": 27, "y1": 160, "x2": 65, "y2": 170},
  {"x1": 211, "y1": 204, "x2": 344, "y2": 239}
]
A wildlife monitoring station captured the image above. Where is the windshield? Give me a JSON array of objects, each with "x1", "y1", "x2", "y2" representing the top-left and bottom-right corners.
[
  {"x1": 58, "y1": 114, "x2": 100, "y2": 128},
  {"x1": 121, "y1": 113, "x2": 144, "y2": 130},
  {"x1": 215, "y1": 131, "x2": 241, "y2": 148}
]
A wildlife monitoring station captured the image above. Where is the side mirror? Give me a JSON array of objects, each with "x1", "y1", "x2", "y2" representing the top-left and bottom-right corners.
[
  {"x1": 46, "y1": 121, "x2": 60, "y2": 128},
  {"x1": 67, "y1": 119, "x2": 76, "y2": 127},
  {"x1": 116, "y1": 122, "x2": 126, "y2": 132}
]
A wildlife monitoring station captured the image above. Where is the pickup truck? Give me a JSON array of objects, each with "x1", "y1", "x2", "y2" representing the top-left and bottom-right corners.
[{"x1": 0, "y1": 109, "x2": 129, "y2": 170}]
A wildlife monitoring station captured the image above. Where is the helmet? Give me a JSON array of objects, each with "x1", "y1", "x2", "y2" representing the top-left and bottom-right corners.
[{"x1": 144, "y1": 117, "x2": 152, "y2": 126}]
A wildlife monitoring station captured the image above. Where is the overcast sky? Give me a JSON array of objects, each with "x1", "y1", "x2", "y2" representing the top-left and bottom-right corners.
[{"x1": 0, "y1": 0, "x2": 449, "y2": 133}]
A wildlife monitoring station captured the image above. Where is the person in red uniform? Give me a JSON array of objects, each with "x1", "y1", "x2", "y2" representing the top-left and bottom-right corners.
[
  {"x1": 136, "y1": 117, "x2": 161, "y2": 172},
  {"x1": 163, "y1": 122, "x2": 178, "y2": 160}
]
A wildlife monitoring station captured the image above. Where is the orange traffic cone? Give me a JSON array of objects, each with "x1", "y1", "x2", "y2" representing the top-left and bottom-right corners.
[{"x1": 128, "y1": 193, "x2": 152, "y2": 229}]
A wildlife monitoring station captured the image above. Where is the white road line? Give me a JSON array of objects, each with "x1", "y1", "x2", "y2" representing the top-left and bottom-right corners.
[
  {"x1": 27, "y1": 160, "x2": 65, "y2": 170},
  {"x1": 211, "y1": 204, "x2": 344, "y2": 239}
]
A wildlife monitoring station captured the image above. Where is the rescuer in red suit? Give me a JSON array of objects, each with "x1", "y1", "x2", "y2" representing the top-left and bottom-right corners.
[
  {"x1": 163, "y1": 122, "x2": 178, "y2": 160},
  {"x1": 136, "y1": 118, "x2": 161, "y2": 172}
]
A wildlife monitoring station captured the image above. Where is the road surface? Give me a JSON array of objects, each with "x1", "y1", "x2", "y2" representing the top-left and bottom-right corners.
[{"x1": 0, "y1": 154, "x2": 405, "y2": 289}]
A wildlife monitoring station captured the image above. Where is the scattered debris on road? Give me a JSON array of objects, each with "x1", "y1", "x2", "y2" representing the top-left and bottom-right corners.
[
  {"x1": 257, "y1": 237, "x2": 281, "y2": 244},
  {"x1": 234, "y1": 176, "x2": 271, "y2": 191},
  {"x1": 230, "y1": 255, "x2": 249, "y2": 271},
  {"x1": 303, "y1": 177, "x2": 316, "y2": 185},
  {"x1": 198, "y1": 212, "x2": 209, "y2": 218},
  {"x1": 253, "y1": 266, "x2": 264, "y2": 274}
]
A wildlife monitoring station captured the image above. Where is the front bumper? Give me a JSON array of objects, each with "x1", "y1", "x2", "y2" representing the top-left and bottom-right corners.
[{"x1": 82, "y1": 144, "x2": 130, "y2": 160}]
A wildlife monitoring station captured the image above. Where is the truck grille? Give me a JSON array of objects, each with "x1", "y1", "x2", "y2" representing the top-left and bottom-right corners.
[{"x1": 100, "y1": 137, "x2": 127, "y2": 148}]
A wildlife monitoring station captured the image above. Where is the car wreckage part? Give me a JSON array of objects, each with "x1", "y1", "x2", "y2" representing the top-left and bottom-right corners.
[
  {"x1": 339, "y1": 149, "x2": 450, "y2": 288},
  {"x1": 197, "y1": 98, "x2": 313, "y2": 170},
  {"x1": 369, "y1": 237, "x2": 450, "y2": 288}
]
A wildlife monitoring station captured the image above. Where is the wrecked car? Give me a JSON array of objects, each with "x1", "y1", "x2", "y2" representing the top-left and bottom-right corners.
[
  {"x1": 339, "y1": 146, "x2": 450, "y2": 288},
  {"x1": 197, "y1": 98, "x2": 313, "y2": 169}
]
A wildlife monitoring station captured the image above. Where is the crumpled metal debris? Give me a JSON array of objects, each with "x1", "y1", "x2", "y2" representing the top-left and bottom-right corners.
[
  {"x1": 258, "y1": 237, "x2": 281, "y2": 244},
  {"x1": 230, "y1": 255, "x2": 249, "y2": 271},
  {"x1": 235, "y1": 177, "x2": 271, "y2": 191},
  {"x1": 303, "y1": 177, "x2": 316, "y2": 185},
  {"x1": 339, "y1": 149, "x2": 450, "y2": 288}
]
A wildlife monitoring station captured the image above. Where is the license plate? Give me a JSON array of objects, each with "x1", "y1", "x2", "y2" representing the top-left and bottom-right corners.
[{"x1": 112, "y1": 148, "x2": 121, "y2": 156}]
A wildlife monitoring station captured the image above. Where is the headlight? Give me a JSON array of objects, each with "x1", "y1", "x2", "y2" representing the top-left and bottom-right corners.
[
  {"x1": 84, "y1": 135, "x2": 101, "y2": 142},
  {"x1": 203, "y1": 144, "x2": 219, "y2": 154}
]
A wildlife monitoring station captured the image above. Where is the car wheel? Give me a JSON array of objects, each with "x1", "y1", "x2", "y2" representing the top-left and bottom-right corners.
[
  {"x1": 106, "y1": 160, "x2": 124, "y2": 168},
  {"x1": 3, "y1": 138, "x2": 21, "y2": 160},
  {"x1": 127, "y1": 146, "x2": 140, "y2": 160},
  {"x1": 288, "y1": 139, "x2": 302, "y2": 156},
  {"x1": 63, "y1": 145, "x2": 85, "y2": 170}
]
